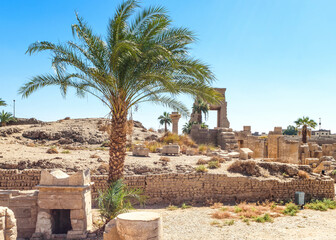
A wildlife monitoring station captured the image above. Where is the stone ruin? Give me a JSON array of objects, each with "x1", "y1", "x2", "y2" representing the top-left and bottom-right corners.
[
  {"x1": 189, "y1": 88, "x2": 239, "y2": 151},
  {"x1": 132, "y1": 144, "x2": 149, "y2": 157},
  {"x1": 0, "y1": 169, "x2": 92, "y2": 239},
  {"x1": 0, "y1": 207, "x2": 17, "y2": 240}
]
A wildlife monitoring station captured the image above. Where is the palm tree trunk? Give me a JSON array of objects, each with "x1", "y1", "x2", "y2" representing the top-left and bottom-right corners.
[
  {"x1": 109, "y1": 109, "x2": 127, "y2": 183},
  {"x1": 302, "y1": 125, "x2": 307, "y2": 143},
  {"x1": 165, "y1": 122, "x2": 167, "y2": 132},
  {"x1": 197, "y1": 112, "x2": 202, "y2": 124}
]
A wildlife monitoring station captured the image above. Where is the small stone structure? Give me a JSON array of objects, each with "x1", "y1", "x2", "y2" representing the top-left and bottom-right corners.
[
  {"x1": 104, "y1": 212, "x2": 162, "y2": 240},
  {"x1": 33, "y1": 169, "x2": 92, "y2": 239},
  {"x1": 0, "y1": 207, "x2": 17, "y2": 240},
  {"x1": 132, "y1": 144, "x2": 149, "y2": 157},
  {"x1": 169, "y1": 112, "x2": 181, "y2": 135},
  {"x1": 161, "y1": 144, "x2": 180, "y2": 155}
]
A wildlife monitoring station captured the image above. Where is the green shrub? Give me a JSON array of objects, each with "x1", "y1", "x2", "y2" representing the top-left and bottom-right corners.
[
  {"x1": 166, "y1": 205, "x2": 179, "y2": 211},
  {"x1": 195, "y1": 165, "x2": 208, "y2": 173},
  {"x1": 61, "y1": 150, "x2": 70, "y2": 154},
  {"x1": 305, "y1": 199, "x2": 336, "y2": 211},
  {"x1": 97, "y1": 179, "x2": 145, "y2": 222},
  {"x1": 330, "y1": 170, "x2": 336, "y2": 176},
  {"x1": 207, "y1": 160, "x2": 221, "y2": 169},
  {"x1": 254, "y1": 213, "x2": 273, "y2": 223},
  {"x1": 283, "y1": 203, "x2": 299, "y2": 216},
  {"x1": 234, "y1": 206, "x2": 242, "y2": 213},
  {"x1": 181, "y1": 203, "x2": 192, "y2": 209}
]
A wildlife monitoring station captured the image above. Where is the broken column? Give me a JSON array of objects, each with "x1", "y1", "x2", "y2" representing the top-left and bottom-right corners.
[{"x1": 170, "y1": 112, "x2": 181, "y2": 135}]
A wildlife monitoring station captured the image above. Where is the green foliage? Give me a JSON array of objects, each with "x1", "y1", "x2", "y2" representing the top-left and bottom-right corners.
[
  {"x1": 182, "y1": 121, "x2": 196, "y2": 134},
  {"x1": 330, "y1": 170, "x2": 336, "y2": 176},
  {"x1": 283, "y1": 203, "x2": 299, "y2": 216},
  {"x1": 283, "y1": 125, "x2": 298, "y2": 135},
  {"x1": 234, "y1": 206, "x2": 242, "y2": 213},
  {"x1": 207, "y1": 160, "x2": 221, "y2": 169},
  {"x1": 0, "y1": 98, "x2": 6, "y2": 107},
  {"x1": 61, "y1": 150, "x2": 70, "y2": 154},
  {"x1": 158, "y1": 112, "x2": 172, "y2": 132},
  {"x1": 254, "y1": 213, "x2": 273, "y2": 223},
  {"x1": 166, "y1": 205, "x2": 179, "y2": 211},
  {"x1": 192, "y1": 99, "x2": 210, "y2": 122},
  {"x1": 0, "y1": 110, "x2": 16, "y2": 126},
  {"x1": 181, "y1": 203, "x2": 192, "y2": 209},
  {"x1": 223, "y1": 220, "x2": 235, "y2": 226},
  {"x1": 200, "y1": 122, "x2": 208, "y2": 129},
  {"x1": 195, "y1": 165, "x2": 208, "y2": 173},
  {"x1": 305, "y1": 199, "x2": 336, "y2": 211},
  {"x1": 295, "y1": 117, "x2": 317, "y2": 129},
  {"x1": 97, "y1": 179, "x2": 145, "y2": 222}
]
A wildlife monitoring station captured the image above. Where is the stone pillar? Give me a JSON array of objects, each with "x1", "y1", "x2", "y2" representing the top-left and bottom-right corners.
[{"x1": 170, "y1": 112, "x2": 181, "y2": 135}]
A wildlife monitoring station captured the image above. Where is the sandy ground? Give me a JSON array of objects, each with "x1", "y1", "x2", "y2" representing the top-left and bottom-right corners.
[{"x1": 91, "y1": 206, "x2": 336, "y2": 240}]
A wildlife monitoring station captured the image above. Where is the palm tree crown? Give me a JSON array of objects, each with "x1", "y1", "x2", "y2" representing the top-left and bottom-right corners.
[
  {"x1": 192, "y1": 98, "x2": 210, "y2": 123},
  {"x1": 19, "y1": 0, "x2": 221, "y2": 181},
  {"x1": 0, "y1": 111, "x2": 15, "y2": 127},
  {"x1": 158, "y1": 112, "x2": 172, "y2": 132},
  {"x1": 295, "y1": 116, "x2": 317, "y2": 143},
  {"x1": 0, "y1": 98, "x2": 6, "y2": 107}
]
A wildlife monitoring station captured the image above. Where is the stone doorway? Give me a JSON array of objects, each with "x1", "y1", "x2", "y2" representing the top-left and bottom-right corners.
[{"x1": 51, "y1": 209, "x2": 72, "y2": 234}]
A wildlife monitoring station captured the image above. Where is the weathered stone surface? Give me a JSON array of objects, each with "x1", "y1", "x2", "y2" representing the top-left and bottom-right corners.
[
  {"x1": 0, "y1": 208, "x2": 17, "y2": 240},
  {"x1": 104, "y1": 219, "x2": 120, "y2": 240},
  {"x1": 162, "y1": 144, "x2": 180, "y2": 155},
  {"x1": 239, "y1": 148, "x2": 253, "y2": 160},
  {"x1": 117, "y1": 212, "x2": 162, "y2": 240},
  {"x1": 132, "y1": 145, "x2": 149, "y2": 157}
]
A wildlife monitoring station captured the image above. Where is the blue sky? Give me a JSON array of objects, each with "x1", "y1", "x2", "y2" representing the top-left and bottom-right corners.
[{"x1": 1, "y1": 0, "x2": 336, "y2": 133}]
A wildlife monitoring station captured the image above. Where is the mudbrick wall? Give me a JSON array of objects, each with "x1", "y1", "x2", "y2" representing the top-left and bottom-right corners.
[{"x1": 0, "y1": 169, "x2": 333, "y2": 206}]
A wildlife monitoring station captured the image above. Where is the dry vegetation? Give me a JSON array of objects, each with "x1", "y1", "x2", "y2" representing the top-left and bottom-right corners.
[{"x1": 227, "y1": 160, "x2": 261, "y2": 176}]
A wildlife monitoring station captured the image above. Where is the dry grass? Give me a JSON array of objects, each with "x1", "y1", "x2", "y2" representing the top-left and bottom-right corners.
[
  {"x1": 207, "y1": 160, "x2": 221, "y2": 169},
  {"x1": 211, "y1": 201, "x2": 285, "y2": 223},
  {"x1": 46, "y1": 147, "x2": 58, "y2": 154},
  {"x1": 212, "y1": 211, "x2": 233, "y2": 219},
  {"x1": 298, "y1": 170, "x2": 310, "y2": 179},
  {"x1": 148, "y1": 127, "x2": 155, "y2": 132},
  {"x1": 195, "y1": 165, "x2": 208, "y2": 173},
  {"x1": 144, "y1": 141, "x2": 162, "y2": 153},
  {"x1": 160, "y1": 156, "x2": 171, "y2": 162},
  {"x1": 196, "y1": 158, "x2": 208, "y2": 165},
  {"x1": 90, "y1": 154, "x2": 100, "y2": 158},
  {"x1": 210, "y1": 156, "x2": 225, "y2": 163},
  {"x1": 227, "y1": 160, "x2": 261, "y2": 176},
  {"x1": 159, "y1": 133, "x2": 198, "y2": 148},
  {"x1": 211, "y1": 202, "x2": 224, "y2": 209}
]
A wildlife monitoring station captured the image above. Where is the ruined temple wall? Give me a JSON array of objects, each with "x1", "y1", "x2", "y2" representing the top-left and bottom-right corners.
[
  {"x1": 0, "y1": 170, "x2": 334, "y2": 208},
  {"x1": 267, "y1": 135, "x2": 280, "y2": 159},
  {"x1": 0, "y1": 190, "x2": 38, "y2": 238},
  {"x1": 278, "y1": 138, "x2": 300, "y2": 164},
  {"x1": 190, "y1": 127, "x2": 217, "y2": 145}
]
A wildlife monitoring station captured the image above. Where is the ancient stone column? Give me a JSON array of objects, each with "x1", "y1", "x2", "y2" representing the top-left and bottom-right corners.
[
  {"x1": 170, "y1": 112, "x2": 181, "y2": 135},
  {"x1": 116, "y1": 212, "x2": 162, "y2": 240}
]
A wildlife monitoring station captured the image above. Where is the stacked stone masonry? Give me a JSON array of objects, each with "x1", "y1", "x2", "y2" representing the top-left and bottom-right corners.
[{"x1": 0, "y1": 170, "x2": 334, "y2": 207}]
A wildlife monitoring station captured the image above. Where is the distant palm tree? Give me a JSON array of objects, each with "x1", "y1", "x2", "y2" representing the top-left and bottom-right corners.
[
  {"x1": 18, "y1": 0, "x2": 221, "y2": 182},
  {"x1": 192, "y1": 98, "x2": 210, "y2": 123},
  {"x1": 182, "y1": 121, "x2": 196, "y2": 134},
  {"x1": 295, "y1": 117, "x2": 317, "y2": 143},
  {"x1": 0, "y1": 98, "x2": 6, "y2": 107},
  {"x1": 158, "y1": 112, "x2": 171, "y2": 132},
  {"x1": 0, "y1": 111, "x2": 16, "y2": 127}
]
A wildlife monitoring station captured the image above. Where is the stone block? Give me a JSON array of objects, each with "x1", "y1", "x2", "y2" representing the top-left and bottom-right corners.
[
  {"x1": 228, "y1": 152, "x2": 240, "y2": 158},
  {"x1": 133, "y1": 145, "x2": 150, "y2": 157},
  {"x1": 162, "y1": 144, "x2": 180, "y2": 155},
  {"x1": 104, "y1": 219, "x2": 120, "y2": 240},
  {"x1": 239, "y1": 148, "x2": 253, "y2": 160}
]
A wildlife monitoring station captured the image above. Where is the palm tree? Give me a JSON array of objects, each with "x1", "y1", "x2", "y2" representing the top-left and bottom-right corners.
[
  {"x1": 192, "y1": 98, "x2": 210, "y2": 123},
  {"x1": 0, "y1": 111, "x2": 16, "y2": 127},
  {"x1": 18, "y1": 0, "x2": 221, "y2": 182},
  {"x1": 295, "y1": 117, "x2": 317, "y2": 143},
  {"x1": 0, "y1": 98, "x2": 6, "y2": 107},
  {"x1": 158, "y1": 112, "x2": 171, "y2": 132},
  {"x1": 182, "y1": 121, "x2": 195, "y2": 134}
]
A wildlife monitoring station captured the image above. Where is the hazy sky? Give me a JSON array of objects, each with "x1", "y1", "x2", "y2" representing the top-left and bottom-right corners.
[{"x1": 1, "y1": 0, "x2": 336, "y2": 133}]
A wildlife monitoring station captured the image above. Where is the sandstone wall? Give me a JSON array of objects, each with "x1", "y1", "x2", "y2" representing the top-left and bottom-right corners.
[
  {"x1": 0, "y1": 190, "x2": 38, "y2": 238},
  {"x1": 0, "y1": 207, "x2": 17, "y2": 240},
  {"x1": 0, "y1": 170, "x2": 334, "y2": 207}
]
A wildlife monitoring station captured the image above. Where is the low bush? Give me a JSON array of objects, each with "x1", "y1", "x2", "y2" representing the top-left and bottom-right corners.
[
  {"x1": 181, "y1": 203, "x2": 192, "y2": 209},
  {"x1": 211, "y1": 211, "x2": 232, "y2": 219},
  {"x1": 166, "y1": 205, "x2": 179, "y2": 211},
  {"x1": 207, "y1": 160, "x2": 221, "y2": 169},
  {"x1": 210, "y1": 156, "x2": 225, "y2": 163},
  {"x1": 46, "y1": 147, "x2": 58, "y2": 154},
  {"x1": 196, "y1": 158, "x2": 208, "y2": 165},
  {"x1": 283, "y1": 203, "x2": 299, "y2": 216},
  {"x1": 144, "y1": 141, "x2": 162, "y2": 153},
  {"x1": 195, "y1": 165, "x2": 208, "y2": 173},
  {"x1": 305, "y1": 199, "x2": 336, "y2": 211},
  {"x1": 227, "y1": 160, "x2": 261, "y2": 176},
  {"x1": 61, "y1": 150, "x2": 70, "y2": 154},
  {"x1": 254, "y1": 213, "x2": 273, "y2": 223},
  {"x1": 160, "y1": 156, "x2": 170, "y2": 162}
]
